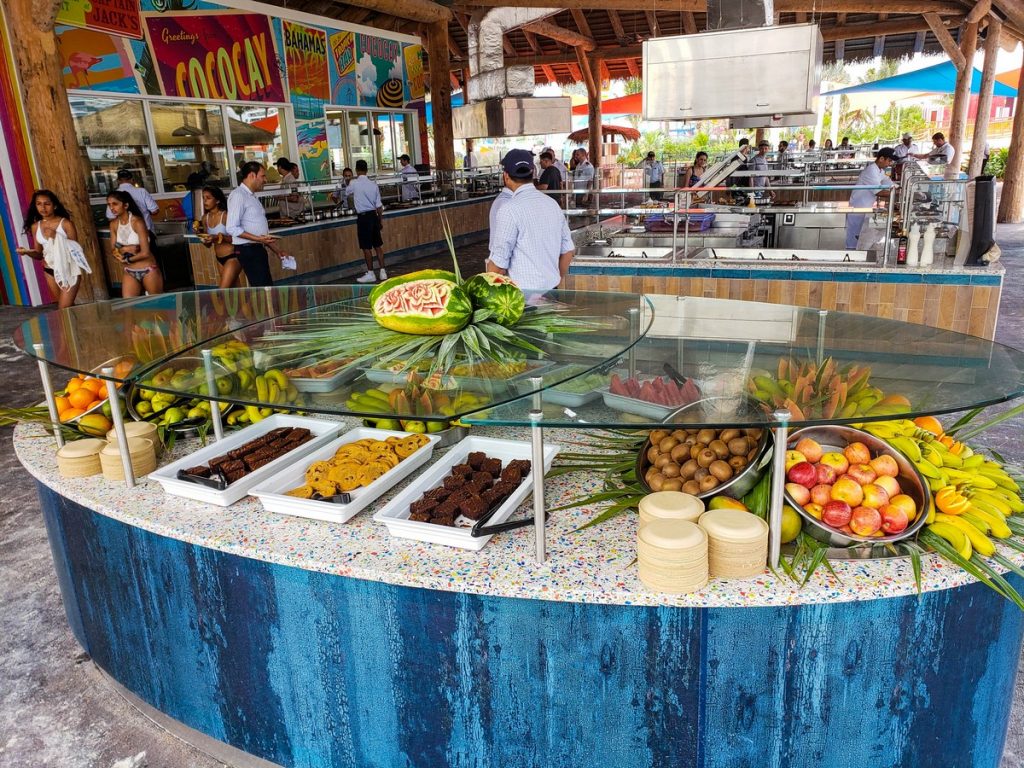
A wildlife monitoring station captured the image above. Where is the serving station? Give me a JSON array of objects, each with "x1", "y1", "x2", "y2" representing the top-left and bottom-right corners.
[{"x1": 15, "y1": 286, "x2": 1024, "y2": 768}]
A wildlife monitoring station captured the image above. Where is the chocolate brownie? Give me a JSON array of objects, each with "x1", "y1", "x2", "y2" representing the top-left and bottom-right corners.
[
  {"x1": 409, "y1": 510, "x2": 432, "y2": 523},
  {"x1": 183, "y1": 465, "x2": 211, "y2": 478},
  {"x1": 460, "y1": 497, "x2": 488, "y2": 520},
  {"x1": 443, "y1": 475, "x2": 466, "y2": 491},
  {"x1": 244, "y1": 455, "x2": 274, "y2": 472},
  {"x1": 506, "y1": 459, "x2": 531, "y2": 476},
  {"x1": 425, "y1": 487, "x2": 450, "y2": 501},
  {"x1": 430, "y1": 514, "x2": 456, "y2": 527},
  {"x1": 265, "y1": 427, "x2": 290, "y2": 440},
  {"x1": 471, "y1": 471, "x2": 494, "y2": 486},
  {"x1": 287, "y1": 427, "x2": 311, "y2": 441},
  {"x1": 410, "y1": 499, "x2": 438, "y2": 517},
  {"x1": 224, "y1": 468, "x2": 246, "y2": 484},
  {"x1": 480, "y1": 458, "x2": 503, "y2": 476},
  {"x1": 436, "y1": 500, "x2": 459, "y2": 518},
  {"x1": 467, "y1": 452, "x2": 487, "y2": 470},
  {"x1": 492, "y1": 480, "x2": 517, "y2": 499},
  {"x1": 500, "y1": 467, "x2": 523, "y2": 485},
  {"x1": 452, "y1": 463, "x2": 473, "y2": 477}
]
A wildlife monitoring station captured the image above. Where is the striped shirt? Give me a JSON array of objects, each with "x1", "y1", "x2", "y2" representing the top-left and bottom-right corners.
[
  {"x1": 349, "y1": 175, "x2": 383, "y2": 213},
  {"x1": 226, "y1": 183, "x2": 270, "y2": 246},
  {"x1": 488, "y1": 187, "x2": 514, "y2": 253},
  {"x1": 489, "y1": 184, "x2": 574, "y2": 290}
]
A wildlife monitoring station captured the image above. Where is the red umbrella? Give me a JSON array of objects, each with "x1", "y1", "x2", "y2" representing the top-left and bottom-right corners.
[
  {"x1": 571, "y1": 92, "x2": 643, "y2": 116},
  {"x1": 567, "y1": 125, "x2": 641, "y2": 143}
]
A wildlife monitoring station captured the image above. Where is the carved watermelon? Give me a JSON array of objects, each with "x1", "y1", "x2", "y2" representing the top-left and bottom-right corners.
[
  {"x1": 372, "y1": 279, "x2": 472, "y2": 335},
  {"x1": 368, "y1": 269, "x2": 459, "y2": 307},
  {"x1": 462, "y1": 273, "x2": 526, "y2": 327}
]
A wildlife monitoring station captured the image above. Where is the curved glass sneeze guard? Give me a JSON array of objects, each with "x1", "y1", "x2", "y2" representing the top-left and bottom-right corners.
[{"x1": 15, "y1": 290, "x2": 1024, "y2": 430}]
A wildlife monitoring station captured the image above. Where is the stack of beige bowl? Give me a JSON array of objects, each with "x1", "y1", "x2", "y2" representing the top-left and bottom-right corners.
[
  {"x1": 56, "y1": 438, "x2": 107, "y2": 478},
  {"x1": 638, "y1": 491, "x2": 705, "y2": 525},
  {"x1": 698, "y1": 509, "x2": 769, "y2": 578},
  {"x1": 99, "y1": 436, "x2": 157, "y2": 481},
  {"x1": 107, "y1": 421, "x2": 161, "y2": 456},
  {"x1": 637, "y1": 503, "x2": 709, "y2": 595}
]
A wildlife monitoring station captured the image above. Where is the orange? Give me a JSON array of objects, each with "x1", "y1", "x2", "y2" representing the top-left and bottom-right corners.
[
  {"x1": 80, "y1": 378, "x2": 104, "y2": 396},
  {"x1": 913, "y1": 416, "x2": 944, "y2": 437},
  {"x1": 55, "y1": 395, "x2": 70, "y2": 412},
  {"x1": 94, "y1": 389, "x2": 108, "y2": 401},
  {"x1": 68, "y1": 388, "x2": 95, "y2": 410},
  {"x1": 59, "y1": 407, "x2": 85, "y2": 422},
  {"x1": 65, "y1": 378, "x2": 83, "y2": 394}
]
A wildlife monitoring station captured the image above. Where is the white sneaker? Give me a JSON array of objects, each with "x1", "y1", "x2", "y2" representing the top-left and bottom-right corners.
[
  {"x1": 356, "y1": 270, "x2": 377, "y2": 283},
  {"x1": 378, "y1": 268, "x2": 388, "y2": 280}
]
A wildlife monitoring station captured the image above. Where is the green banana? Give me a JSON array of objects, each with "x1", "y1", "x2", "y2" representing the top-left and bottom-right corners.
[
  {"x1": 934, "y1": 513, "x2": 996, "y2": 557},
  {"x1": 967, "y1": 505, "x2": 1012, "y2": 538},
  {"x1": 961, "y1": 511, "x2": 992, "y2": 534},
  {"x1": 888, "y1": 436, "x2": 922, "y2": 463},
  {"x1": 928, "y1": 521, "x2": 973, "y2": 559},
  {"x1": 962, "y1": 454, "x2": 986, "y2": 469}
]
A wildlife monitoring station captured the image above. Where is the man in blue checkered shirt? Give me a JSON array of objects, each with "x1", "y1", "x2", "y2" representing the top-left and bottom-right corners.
[{"x1": 486, "y1": 149, "x2": 575, "y2": 291}]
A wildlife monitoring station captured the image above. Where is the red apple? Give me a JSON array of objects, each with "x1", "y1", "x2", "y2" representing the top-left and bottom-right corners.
[
  {"x1": 839, "y1": 524, "x2": 855, "y2": 535},
  {"x1": 804, "y1": 502, "x2": 823, "y2": 520},
  {"x1": 820, "y1": 452, "x2": 850, "y2": 475},
  {"x1": 831, "y1": 476, "x2": 864, "y2": 507},
  {"x1": 880, "y1": 504, "x2": 910, "y2": 534},
  {"x1": 785, "y1": 450, "x2": 808, "y2": 471},
  {"x1": 888, "y1": 494, "x2": 917, "y2": 519},
  {"x1": 815, "y1": 463, "x2": 838, "y2": 486},
  {"x1": 846, "y1": 464, "x2": 878, "y2": 486},
  {"x1": 850, "y1": 505, "x2": 883, "y2": 536},
  {"x1": 786, "y1": 482, "x2": 811, "y2": 505},
  {"x1": 844, "y1": 441, "x2": 872, "y2": 466},
  {"x1": 822, "y1": 499, "x2": 853, "y2": 527},
  {"x1": 860, "y1": 483, "x2": 890, "y2": 509},
  {"x1": 874, "y1": 475, "x2": 901, "y2": 498},
  {"x1": 786, "y1": 461, "x2": 818, "y2": 489},
  {"x1": 869, "y1": 454, "x2": 900, "y2": 478},
  {"x1": 810, "y1": 484, "x2": 834, "y2": 506},
  {"x1": 794, "y1": 437, "x2": 823, "y2": 464}
]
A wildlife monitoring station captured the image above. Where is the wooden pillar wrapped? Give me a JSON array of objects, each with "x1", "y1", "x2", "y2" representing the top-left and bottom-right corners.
[
  {"x1": 6, "y1": 0, "x2": 109, "y2": 300},
  {"x1": 948, "y1": 21, "x2": 978, "y2": 175},
  {"x1": 968, "y1": 20, "x2": 1001, "y2": 178},
  {"x1": 997, "y1": 65, "x2": 1024, "y2": 223},
  {"x1": 426, "y1": 20, "x2": 455, "y2": 171},
  {"x1": 588, "y1": 55, "x2": 603, "y2": 167}
]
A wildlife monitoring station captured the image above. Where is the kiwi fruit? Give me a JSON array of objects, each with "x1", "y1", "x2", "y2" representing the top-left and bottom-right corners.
[
  {"x1": 699, "y1": 475, "x2": 720, "y2": 492},
  {"x1": 650, "y1": 430, "x2": 669, "y2": 445},
  {"x1": 694, "y1": 467, "x2": 709, "y2": 482},
  {"x1": 728, "y1": 455, "x2": 748, "y2": 471},
  {"x1": 682, "y1": 479, "x2": 701, "y2": 495},
  {"x1": 645, "y1": 467, "x2": 660, "y2": 484},
  {"x1": 680, "y1": 459, "x2": 699, "y2": 480},
  {"x1": 648, "y1": 446, "x2": 662, "y2": 463},
  {"x1": 728, "y1": 437, "x2": 749, "y2": 456},
  {"x1": 655, "y1": 454, "x2": 673, "y2": 469},
  {"x1": 697, "y1": 448, "x2": 717, "y2": 468},
  {"x1": 661, "y1": 462, "x2": 681, "y2": 478},
  {"x1": 670, "y1": 444, "x2": 690, "y2": 463},
  {"x1": 719, "y1": 428, "x2": 740, "y2": 443},
  {"x1": 661, "y1": 478, "x2": 683, "y2": 492},
  {"x1": 659, "y1": 436, "x2": 679, "y2": 453},
  {"x1": 697, "y1": 428, "x2": 716, "y2": 444},
  {"x1": 709, "y1": 460, "x2": 733, "y2": 482},
  {"x1": 709, "y1": 439, "x2": 730, "y2": 459},
  {"x1": 649, "y1": 474, "x2": 665, "y2": 492}
]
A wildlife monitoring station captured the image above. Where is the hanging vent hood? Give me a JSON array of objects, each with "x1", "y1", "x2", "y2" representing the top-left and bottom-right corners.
[
  {"x1": 452, "y1": 7, "x2": 572, "y2": 139},
  {"x1": 642, "y1": 23, "x2": 822, "y2": 127}
]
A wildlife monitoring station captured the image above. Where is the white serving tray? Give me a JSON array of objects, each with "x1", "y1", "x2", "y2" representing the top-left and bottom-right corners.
[
  {"x1": 149, "y1": 414, "x2": 343, "y2": 506},
  {"x1": 250, "y1": 427, "x2": 440, "y2": 524},
  {"x1": 600, "y1": 388, "x2": 678, "y2": 419},
  {"x1": 373, "y1": 435, "x2": 559, "y2": 551},
  {"x1": 362, "y1": 361, "x2": 554, "y2": 393},
  {"x1": 287, "y1": 362, "x2": 360, "y2": 393}
]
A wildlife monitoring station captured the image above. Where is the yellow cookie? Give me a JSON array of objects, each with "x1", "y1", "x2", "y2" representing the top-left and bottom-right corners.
[
  {"x1": 328, "y1": 464, "x2": 362, "y2": 492},
  {"x1": 305, "y1": 460, "x2": 333, "y2": 483},
  {"x1": 285, "y1": 484, "x2": 315, "y2": 499},
  {"x1": 311, "y1": 479, "x2": 337, "y2": 497}
]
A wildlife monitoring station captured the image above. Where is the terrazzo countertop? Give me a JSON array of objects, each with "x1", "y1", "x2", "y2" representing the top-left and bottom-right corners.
[{"x1": 15, "y1": 420, "x2": 1018, "y2": 610}]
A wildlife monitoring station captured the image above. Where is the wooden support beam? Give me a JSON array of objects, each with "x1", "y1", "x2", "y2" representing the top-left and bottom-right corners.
[
  {"x1": 503, "y1": 38, "x2": 516, "y2": 57},
  {"x1": 608, "y1": 10, "x2": 627, "y2": 42},
  {"x1": 834, "y1": 40, "x2": 845, "y2": 59},
  {"x1": 646, "y1": 11, "x2": 661, "y2": 37},
  {"x1": 925, "y1": 13, "x2": 966, "y2": 68},
  {"x1": 913, "y1": 30, "x2": 926, "y2": 53},
  {"x1": 447, "y1": 0, "x2": 703, "y2": 9},
  {"x1": 683, "y1": 12, "x2": 698, "y2": 34},
  {"x1": 872, "y1": 36, "x2": 885, "y2": 57},
  {"x1": 577, "y1": 49, "x2": 602, "y2": 166},
  {"x1": 447, "y1": 35, "x2": 464, "y2": 61},
  {"x1": 969, "y1": 19, "x2": 1001, "y2": 177},
  {"x1": 966, "y1": 0, "x2": 992, "y2": 24},
  {"x1": 570, "y1": 8, "x2": 594, "y2": 39},
  {"x1": 328, "y1": 0, "x2": 450, "y2": 23},
  {"x1": 795, "y1": 12, "x2": 807, "y2": 23},
  {"x1": 541, "y1": 64, "x2": 557, "y2": 83},
  {"x1": 568, "y1": 62, "x2": 582, "y2": 81},
  {"x1": 9, "y1": 0, "x2": 108, "y2": 300},
  {"x1": 776, "y1": 0, "x2": 963, "y2": 12},
  {"x1": 821, "y1": 16, "x2": 954, "y2": 41},
  {"x1": 522, "y1": 29, "x2": 542, "y2": 54},
  {"x1": 450, "y1": 71, "x2": 462, "y2": 90},
  {"x1": 626, "y1": 58, "x2": 640, "y2": 77},
  {"x1": 998, "y1": 64, "x2": 1024, "y2": 221},
  {"x1": 993, "y1": 0, "x2": 1024, "y2": 31},
  {"x1": 948, "y1": 21, "x2": 979, "y2": 174},
  {"x1": 523, "y1": 20, "x2": 596, "y2": 50},
  {"x1": 426, "y1": 20, "x2": 455, "y2": 171},
  {"x1": 600, "y1": 60, "x2": 611, "y2": 82}
]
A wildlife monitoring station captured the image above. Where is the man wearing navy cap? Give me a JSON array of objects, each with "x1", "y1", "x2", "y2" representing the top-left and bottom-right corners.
[{"x1": 487, "y1": 149, "x2": 575, "y2": 291}]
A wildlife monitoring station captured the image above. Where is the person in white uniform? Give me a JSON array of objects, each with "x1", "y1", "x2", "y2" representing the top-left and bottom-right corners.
[
  {"x1": 846, "y1": 147, "x2": 895, "y2": 250},
  {"x1": 914, "y1": 132, "x2": 956, "y2": 165},
  {"x1": 398, "y1": 154, "x2": 421, "y2": 202}
]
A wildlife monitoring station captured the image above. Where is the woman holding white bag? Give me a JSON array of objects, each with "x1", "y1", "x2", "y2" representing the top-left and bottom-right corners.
[{"x1": 17, "y1": 189, "x2": 91, "y2": 309}]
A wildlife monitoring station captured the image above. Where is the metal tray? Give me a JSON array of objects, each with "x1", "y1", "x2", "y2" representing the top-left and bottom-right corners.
[
  {"x1": 287, "y1": 361, "x2": 361, "y2": 393},
  {"x1": 250, "y1": 427, "x2": 440, "y2": 524}
]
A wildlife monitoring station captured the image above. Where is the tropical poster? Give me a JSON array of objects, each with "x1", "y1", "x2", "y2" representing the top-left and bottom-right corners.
[
  {"x1": 355, "y1": 33, "x2": 403, "y2": 109},
  {"x1": 403, "y1": 44, "x2": 424, "y2": 104},
  {"x1": 296, "y1": 118, "x2": 329, "y2": 181},
  {"x1": 56, "y1": 25, "x2": 140, "y2": 93},
  {"x1": 328, "y1": 29, "x2": 357, "y2": 106},
  {"x1": 282, "y1": 20, "x2": 328, "y2": 120},
  {"x1": 57, "y1": 0, "x2": 143, "y2": 40},
  {"x1": 144, "y1": 13, "x2": 285, "y2": 102}
]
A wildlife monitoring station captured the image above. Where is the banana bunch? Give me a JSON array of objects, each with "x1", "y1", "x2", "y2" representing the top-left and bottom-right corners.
[
  {"x1": 748, "y1": 357, "x2": 910, "y2": 421},
  {"x1": 345, "y1": 386, "x2": 489, "y2": 434},
  {"x1": 237, "y1": 368, "x2": 301, "y2": 424},
  {"x1": 863, "y1": 417, "x2": 1024, "y2": 560},
  {"x1": 209, "y1": 339, "x2": 254, "y2": 373}
]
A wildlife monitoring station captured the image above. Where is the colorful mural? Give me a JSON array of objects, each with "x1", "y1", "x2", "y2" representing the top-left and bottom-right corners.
[
  {"x1": 355, "y1": 33, "x2": 404, "y2": 109},
  {"x1": 56, "y1": 25, "x2": 141, "y2": 93},
  {"x1": 283, "y1": 20, "x2": 328, "y2": 120},
  {"x1": 328, "y1": 29, "x2": 356, "y2": 105},
  {"x1": 57, "y1": 0, "x2": 143, "y2": 39}
]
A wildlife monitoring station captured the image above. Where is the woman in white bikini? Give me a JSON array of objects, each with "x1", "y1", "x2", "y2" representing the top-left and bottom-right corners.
[
  {"x1": 107, "y1": 190, "x2": 163, "y2": 297},
  {"x1": 197, "y1": 185, "x2": 241, "y2": 289},
  {"x1": 16, "y1": 189, "x2": 83, "y2": 309}
]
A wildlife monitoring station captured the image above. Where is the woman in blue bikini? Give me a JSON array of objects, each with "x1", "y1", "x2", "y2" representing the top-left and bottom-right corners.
[{"x1": 107, "y1": 190, "x2": 163, "y2": 297}]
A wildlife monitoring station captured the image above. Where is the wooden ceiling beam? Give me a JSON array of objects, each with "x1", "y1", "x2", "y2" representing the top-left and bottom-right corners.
[
  {"x1": 646, "y1": 10, "x2": 661, "y2": 37},
  {"x1": 965, "y1": 0, "x2": 991, "y2": 24},
  {"x1": 522, "y1": 29, "x2": 542, "y2": 54},
  {"x1": 776, "y1": 0, "x2": 963, "y2": 12},
  {"x1": 925, "y1": 12, "x2": 967, "y2": 68},
  {"x1": 451, "y1": 0, "x2": 960, "y2": 10},
  {"x1": 626, "y1": 57, "x2": 639, "y2": 77},
  {"x1": 607, "y1": 9, "x2": 627, "y2": 42},
  {"x1": 445, "y1": 0, "x2": 703, "y2": 10},
  {"x1": 326, "y1": 0, "x2": 449, "y2": 23},
  {"x1": 523, "y1": 19, "x2": 597, "y2": 50},
  {"x1": 822, "y1": 15, "x2": 959, "y2": 41},
  {"x1": 571, "y1": 8, "x2": 594, "y2": 38},
  {"x1": 682, "y1": 11, "x2": 697, "y2": 34},
  {"x1": 993, "y1": 0, "x2": 1024, "y2": 31},
  {"x1": 541, "y1": 64, "x2": 557, "y2": 83}
]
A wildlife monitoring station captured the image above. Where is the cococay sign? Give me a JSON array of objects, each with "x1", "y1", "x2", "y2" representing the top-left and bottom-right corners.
[{"x1": 145, "y1": 13, "x2": 285, "y2": 103}]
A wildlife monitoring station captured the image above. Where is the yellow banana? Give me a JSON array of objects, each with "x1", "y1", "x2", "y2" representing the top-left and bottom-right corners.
[
  {"x1": 259, "y1": 407, "x2": 273, "y2": 417},
  {"x1": 255, "y1": 374, "x2": 269, "y2": 402},
  {"x1": 286, "y1": 384, "x2": 299, "y2": 402},
  {"x1": 925, "y1": 499, "x2": 936, "y2": 524},
  {"x1": 967, "y1": 505, "x2": 1013, "y2": 538},
  {"x1": 940, "y1": 451, "x2": 964, "y2": 469},
  {"x1": 927, "y1": 477, "x2": 947, "y2": 493},
  {"x1": 915, "y1": 459, "x2": 943, "y2": 480},
  {"x1": 266, "y1": 378, "x2": 281, "y2": 405},
  {"x1": 928, "y1": 521, "x2": 973, "y2": 559},
  {"x1": 969, "y1": 490, "x2": 1012, "y2": 517},
  {"x1": 962, "y1": 454, "x2": 985, "y2": 469},
  {"x1": 265, "y1": 368, "x2": 289, "y2": 389},
  {"x1": 922, "y1": 447, "x2": 945, "y2": 468},
  {"x1": 245, "y1": 405, "x2": 264, "y2": 423},
  {"x1": 889, "y1": 436, "x2": 922, "y2": 463},
  {"x1": 236, "y1": 369, "x2": 254, "y2": 391},
  {"x1": 986, "y1": 487, "x2": 1024, "y2": 513},
  {"x1": 962, "y1": 511, "x2": 992, "y2": 534},
  {"x1": 959, "y1": 472, "x2": 998, "y2": 490},
  {"x1": 933, "y1": 513, "x2": 996, "y2": 557}
]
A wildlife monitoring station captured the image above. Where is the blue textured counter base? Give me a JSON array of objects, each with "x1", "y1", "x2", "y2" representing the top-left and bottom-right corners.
[{"x1": 37, "y1": 482, "x2": 1024, "y2": 768}]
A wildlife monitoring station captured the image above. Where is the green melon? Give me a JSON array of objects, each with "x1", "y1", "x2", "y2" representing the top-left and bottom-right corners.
[
  {"x1": 372, "y1": 279, "x2": 473, "y2": 335},
  {"x1": 463, "y1": 273, "x2": 526, "y2": 327},
  {"x1": 368, "y1": 269, "x2": 458, "y2": 307}
]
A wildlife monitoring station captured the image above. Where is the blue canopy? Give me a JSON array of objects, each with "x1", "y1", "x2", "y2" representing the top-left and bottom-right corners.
[
  {"x1": 822, "y1": 61, "x2": 1017, "y2": 97},
  {"x1": 425, "y1": 92, "x2": 465, "y2": 125}
]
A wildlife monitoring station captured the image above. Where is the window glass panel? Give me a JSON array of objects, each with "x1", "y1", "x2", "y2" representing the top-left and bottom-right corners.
[
  {"x1": 325, "y1": 110, "x2": 348, "y2": 177},
  {"x1": 150, "y1": 101, "x2": 229, "y2": 190},
  {"x1": 227, "y1": 105, "x2": 289, "y2": 181},
  {"x1": 393, "y1": 113, "x2": 415, "y2": 165},
  {"x1": 70, "y1": 97, "x2": 155, "y2": 195},
  {"x1": 373, "y1": 112, "x2": 396, "y2": 171},
  {"x1": 346, "y1": 111, "x2": 375, "y2": 173}
]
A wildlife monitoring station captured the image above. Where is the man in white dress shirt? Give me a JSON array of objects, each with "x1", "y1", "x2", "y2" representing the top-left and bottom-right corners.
[
  {"x1": 643, "y1": 151, "x2": 666, "y2": 200},
  {"x1": 399, "y1": 154, "x2": 421, "y2": 202},
  {"x1": 226, "y1": 161, "x2": 281, "y2": 286},
  {"x1": 349, "y1": 159, "x2": 387, "y2": 283},
  {"x1": 487, "y1": 149, "x2": 574, "y2": 291},
  {"x1": 846, "y1": 147, "x2": 895, "y2": 250},
  {"x1": 106, "y1": 168, "x2": 159, "y2": 233},
  {"x1": 914, "y1": 131, "x2": 956, "y2": 166}
]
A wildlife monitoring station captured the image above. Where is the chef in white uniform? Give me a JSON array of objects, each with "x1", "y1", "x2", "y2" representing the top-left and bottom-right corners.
[
  {"x1": 913, "y1": 132, "x2": 956, "y2": 165},
  {"x1": 846, "y1": 147, "x2": 895, "y2": 250}
]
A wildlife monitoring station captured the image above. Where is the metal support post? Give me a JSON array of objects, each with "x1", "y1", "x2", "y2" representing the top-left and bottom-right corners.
[
  {"x1": 103, "y1": 366, "x2": 136, "y2": 488},
  {"x1": 683, "y1": 190, "x2": 691, "y2": 259},
  {"x1": 529, "y1": 402, "x2": 547, "y2": 564},
  {"x1": 671, "y1": 190, "x2": 679, "y2": 262},
  {"x1": 627, "y1": 307, "x2": 640, "y2": 379},
  {"x1": 881, "y1": 190, "x2": 896, "y2": 267},
  {"x1": 816, "y1": 310, "x2": 828, "y2": 364},
  {"x1": 202, "y1": 349, "x2": 225, "y2": 442},
  {"x1": 33, "y1": 343, "x2": 65, "y2": 449},
  {"x1": 768, "y1": 408, "x2": 792, "y2": 570}
]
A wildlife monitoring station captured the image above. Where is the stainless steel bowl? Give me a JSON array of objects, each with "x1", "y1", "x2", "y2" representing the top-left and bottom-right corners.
[{"x1": 785, "y1": 425, "x2": 931, "y2": 547}]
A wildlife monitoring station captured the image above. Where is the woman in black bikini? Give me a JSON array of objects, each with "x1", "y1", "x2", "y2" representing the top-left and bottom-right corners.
[
  {"x1": 107, "y1": 190, "x2": 163, "y2": 297},
  {"x1": 16, "y1": 190, "x2": 82, "y2": 309},
  {"x1": 197, "y1": 185, "x2": 241, "y2": 289}
]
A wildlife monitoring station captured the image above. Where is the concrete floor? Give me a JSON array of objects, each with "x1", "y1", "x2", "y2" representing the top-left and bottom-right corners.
[{"x1": 1, "y1": 231, "x2": 1023, "y2": 768}]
